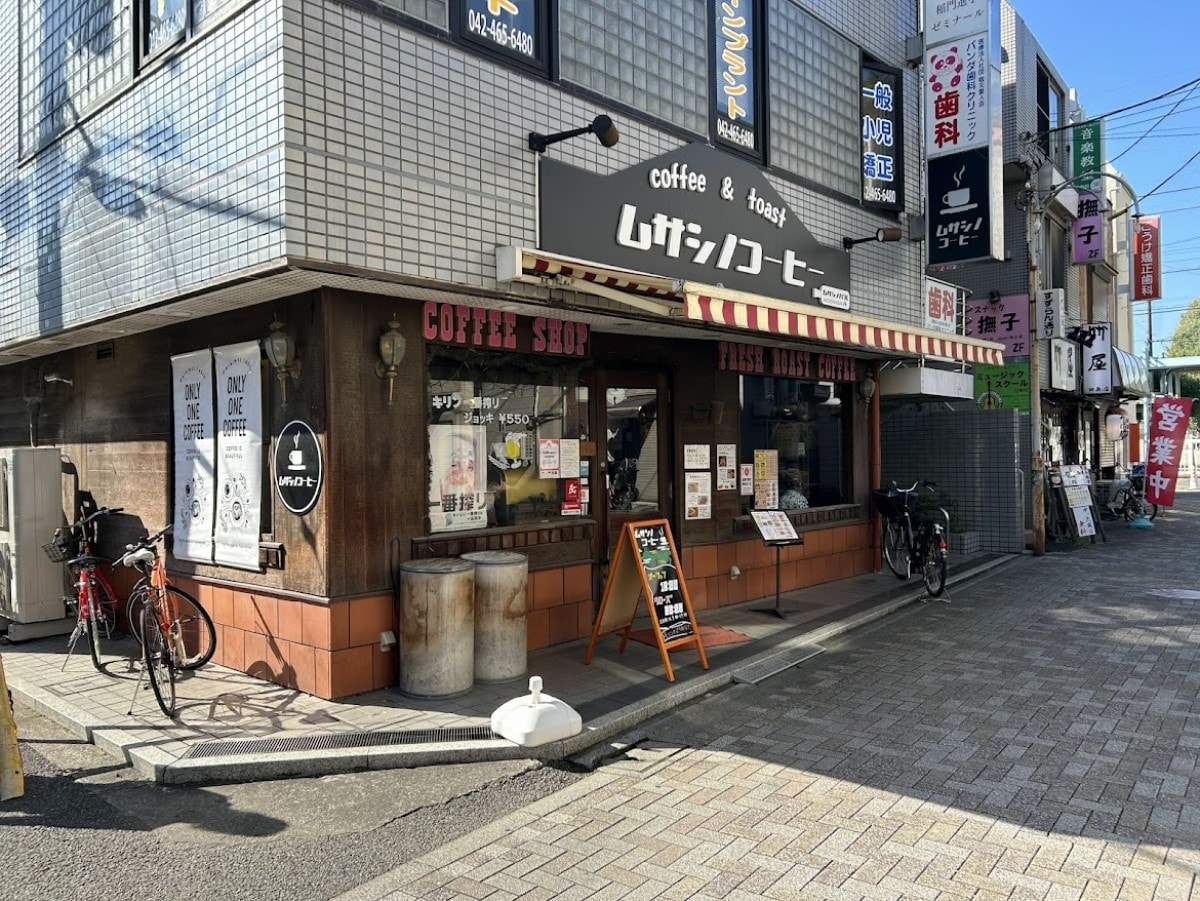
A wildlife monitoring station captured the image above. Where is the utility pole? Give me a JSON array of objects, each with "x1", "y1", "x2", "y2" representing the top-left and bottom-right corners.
[{"x1": 1028, "y1": 190, "x2": 1046, "y2": 556}]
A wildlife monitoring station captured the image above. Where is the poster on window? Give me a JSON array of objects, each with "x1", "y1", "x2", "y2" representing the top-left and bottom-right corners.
[
  {"x1": 171, "y1": 349, "x2": 215, "y2": 563},
  {"x1": 212, "y1": 342, "x2": 263, "y2": 570},
  {"x1": 429, "y1": 424, "x2": 488, "y2": 532},
  {"x1": 716, "y1": 444, "x2": 737, "y2": 491},
  {"x1": 685, "y1": 472, "x2": 712, "y2": 521},
  {"x1": 753, "y1": 449, "x2": 779, "y2": 510}
]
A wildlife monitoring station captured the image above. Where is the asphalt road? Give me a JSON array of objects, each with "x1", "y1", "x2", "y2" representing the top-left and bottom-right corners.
[{"x1": 2, "y1": 701, "x2": 584, "y2": 901}]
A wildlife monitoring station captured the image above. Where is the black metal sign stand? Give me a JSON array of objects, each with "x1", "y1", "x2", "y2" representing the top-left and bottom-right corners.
[
  {"x1": 752, "y1": 538, "x2": 806, "y2": 619},
  {"x1": 746, "y1": 511, "x2": 805, "y2": 619}
]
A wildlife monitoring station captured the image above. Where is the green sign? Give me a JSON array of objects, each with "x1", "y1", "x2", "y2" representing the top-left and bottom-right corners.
[
  {"x1": 1072, "y1": 120, "x2": 1105, "y2": 191},
  {"x1": 974, "y1": 362, "x2": 1031, "y2": 413}
]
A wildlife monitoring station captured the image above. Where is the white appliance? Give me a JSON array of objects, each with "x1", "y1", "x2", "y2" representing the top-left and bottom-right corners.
[{"x1": 0, "y1": 447, "x2": 71, "y2": 639}]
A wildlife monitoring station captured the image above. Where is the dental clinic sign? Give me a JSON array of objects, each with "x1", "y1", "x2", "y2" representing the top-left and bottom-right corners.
[{"x1": 537, "y1": 143, "x2": 850, "y2": 309}]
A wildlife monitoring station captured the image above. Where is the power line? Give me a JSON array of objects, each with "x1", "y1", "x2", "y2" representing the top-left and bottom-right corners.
[
  {"x1": 1112, "y1": 83, "x2": 1200, "y2": 163},
  {"x1": 1046, "y1": 75, "x2": 1200, "y2": 136}
]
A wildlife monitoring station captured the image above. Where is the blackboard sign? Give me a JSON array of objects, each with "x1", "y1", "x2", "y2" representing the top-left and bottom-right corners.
[{"x1": 585, "y1": 519, "x2": 707, "y2": 682}]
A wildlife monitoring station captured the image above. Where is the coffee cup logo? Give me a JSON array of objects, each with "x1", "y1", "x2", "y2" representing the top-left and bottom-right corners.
[
  {"x1": 943, "y1": 187, "x2": 970, "y2": 209},
  {"x1": 287, "y1": 432, "x2": 305, "y2": 470}
]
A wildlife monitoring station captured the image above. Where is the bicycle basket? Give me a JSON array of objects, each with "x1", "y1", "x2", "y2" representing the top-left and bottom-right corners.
[
  {"x1": 42, "y1": 528, "x2": 80, "y2": 563},
  {"x1": 871, "y1": 488, "x2": 908, "y2": 519}
]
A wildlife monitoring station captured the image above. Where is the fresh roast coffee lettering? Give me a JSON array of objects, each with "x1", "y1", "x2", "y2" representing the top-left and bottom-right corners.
[
  {"x1": 532, "y1": 318, "x2": 588, "y2": 356},
  {"x1": 716, "y1": 341, "x2": 764, "y2": 374},
  {"x1": 422, "y1": 301, "x2": 517, "y2": 349},
  {"x1": 770, "y1": 347, "x2": 813, "y2": 378},
  {"x1": 818, "y1": 354, "x2": 855, "y2": 381}
]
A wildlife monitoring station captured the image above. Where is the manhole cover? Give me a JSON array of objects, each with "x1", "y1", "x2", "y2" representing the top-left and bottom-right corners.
[{"x1": 1147, "y1": 589, "x2": 1200, "y2": 600}]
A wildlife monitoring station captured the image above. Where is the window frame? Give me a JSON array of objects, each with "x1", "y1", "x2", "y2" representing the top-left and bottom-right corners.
[{"x1": 449, "y1": 0, "x2": 556, "y2": 81}]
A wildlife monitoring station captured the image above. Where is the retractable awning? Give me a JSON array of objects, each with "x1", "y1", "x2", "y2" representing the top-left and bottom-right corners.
[
  {"x1": 1112, "y1": 348, "x2": 1150, "y2": 397},
  {"x1": 497, "y1": 247, "x2": 1005, "y2": 365}
]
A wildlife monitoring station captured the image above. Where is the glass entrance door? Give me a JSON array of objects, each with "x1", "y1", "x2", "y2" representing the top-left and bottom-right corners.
[{"x1": 600, "y1": 371, "x2": 671, "y2": 562}]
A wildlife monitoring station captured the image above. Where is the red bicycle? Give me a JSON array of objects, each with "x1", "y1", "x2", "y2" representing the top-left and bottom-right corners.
[{"x1": 44, "y1": 506, "x2": 124, "y2": 672}]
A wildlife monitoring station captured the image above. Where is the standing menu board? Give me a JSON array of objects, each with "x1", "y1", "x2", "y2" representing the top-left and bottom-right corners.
[{"x1": 585, "y1": 520, "x2": 708, "y2": 682}]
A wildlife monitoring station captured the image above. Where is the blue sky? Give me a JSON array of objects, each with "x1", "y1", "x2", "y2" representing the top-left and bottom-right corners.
[{"x1": 1012, "y1": 2, "x2": 1200, "y2": 360}]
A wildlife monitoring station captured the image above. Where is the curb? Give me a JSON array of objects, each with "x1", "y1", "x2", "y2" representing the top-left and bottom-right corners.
[{"x1": 6, "y1": 553, "x2": 1021, "y2": 784}]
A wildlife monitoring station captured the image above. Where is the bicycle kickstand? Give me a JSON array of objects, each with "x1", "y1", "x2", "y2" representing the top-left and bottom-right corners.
[
  {"x1": 126, "y1": 661, "x2": 149, "y2": 716},
  {"x1": 61, "y1": 622, "x2": 85, "y2": 673}
]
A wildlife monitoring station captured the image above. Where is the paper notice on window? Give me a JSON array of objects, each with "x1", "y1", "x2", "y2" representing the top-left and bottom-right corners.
[
  {"x1": 538, "y1": 438, "x2": 561, "y2": 478},
  {"x1": 754, "y1": 449, "x2": 779, "y2": 509},
  {"x1": 716, "y1": 443, "x2": 737, "y2": 491},
  {"x1": 740, "y1": 463, "x2": 754, "y2": 496},
  {"x1": 558, "y1": 438, "x2": 581, "y2": 478}
]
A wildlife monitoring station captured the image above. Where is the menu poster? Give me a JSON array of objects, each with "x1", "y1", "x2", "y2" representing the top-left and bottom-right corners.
[
  {"x1": 739, "y1": 463, "x2": 754, "y2": 496},
  {"x1": 754, "y1": 448, "x2": 779, "y2": 510},
  {"x1": 684, "y1": 443, "x2": 711, "y2": 470},
  {"x1": 716, "y1": 443, "x2": 737, "y2": 491},
  {"x1": 685, "y1": 472, "x2": 712, "y2": 520},
  {"x1": 750, "y1": 510, "x2": 800, "y2": 543},
  {"x1": 171, "y1": 349, "x2": 216, "y2": 563}
]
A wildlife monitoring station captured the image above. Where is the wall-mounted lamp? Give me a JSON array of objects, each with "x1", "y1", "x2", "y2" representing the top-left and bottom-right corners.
[
  {"x1": 857, "y1": 376, "x2": 877, "y2": 402},
  {"x1": 988, "y1": 290, "x2": 1002, "y2": 303},
  {"x1": 528, "y1": 114, "x2": 620, "y2": 153},
  {"x1": 263, "y1": 318, "x2": 301, "y2": 408},
  {"x1": 375, "y1": 317, "x2": 407, "y2": 405},
  {"x1": 43, "y1": 371, "x2": 73, "y2": 387},
  {"x1": 842, "y1": 227, "x2": 903, "y2": 251}
]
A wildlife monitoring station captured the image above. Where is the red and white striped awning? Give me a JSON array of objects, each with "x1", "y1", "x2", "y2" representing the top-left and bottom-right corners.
[{"x1": 497, "y1": 246, "x2": 1005, "y2": 366}]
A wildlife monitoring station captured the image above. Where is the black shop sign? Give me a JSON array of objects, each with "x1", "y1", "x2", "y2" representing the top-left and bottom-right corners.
[
  {"x1": 274, "y1": 420, "x2": 323, "y2": 515},
  {"x1": 538, "y1": 143, "x2": 850, "y2": 309}
]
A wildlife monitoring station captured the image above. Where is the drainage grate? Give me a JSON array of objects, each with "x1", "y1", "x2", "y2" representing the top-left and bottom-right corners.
[
  {"x1": 181, "y1": 726, "x2": 500, "y2": 759},
  {"x1": 732, "y1": 644, "x2": 825, "y2": 685}
]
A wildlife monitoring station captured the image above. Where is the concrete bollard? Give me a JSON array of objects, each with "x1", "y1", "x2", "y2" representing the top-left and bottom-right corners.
[
  {"x1": 398, "y1": 557, "x2": 475, "y2": 698},
  {"x1": 461, "y1": 551, "x2": 528, "y2": 683}
]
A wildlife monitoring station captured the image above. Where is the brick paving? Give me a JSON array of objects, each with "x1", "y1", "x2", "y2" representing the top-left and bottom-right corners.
[{"x1": 339, "y1": 494, "x2": 1200, "y2": 900}]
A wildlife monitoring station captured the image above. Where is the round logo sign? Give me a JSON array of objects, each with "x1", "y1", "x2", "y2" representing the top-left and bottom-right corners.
[{"x1": 274, "y1": 420, "x2": 323, "y2": 515}]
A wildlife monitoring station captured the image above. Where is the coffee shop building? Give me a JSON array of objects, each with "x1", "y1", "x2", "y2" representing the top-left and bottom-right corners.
[{"x1": 0, "y1": 0, "x2": 1003, "y2": 699}]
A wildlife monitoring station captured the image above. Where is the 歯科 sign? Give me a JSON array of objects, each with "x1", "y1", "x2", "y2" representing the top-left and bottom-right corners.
[{"x1": 584, "y1": 520, "x2": 707, "y2": 682}]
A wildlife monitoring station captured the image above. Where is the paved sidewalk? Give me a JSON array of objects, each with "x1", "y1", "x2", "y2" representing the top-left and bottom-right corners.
[
  {"x1": 336, "y1": 495, "x2": 1200, "y2": 901},
  {"x1": 3, "y1": 543, "x2": 1013, "y2": 784}
]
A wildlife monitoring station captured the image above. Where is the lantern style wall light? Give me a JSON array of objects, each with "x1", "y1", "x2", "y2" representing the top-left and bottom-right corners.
[
  {"x1": 857, "y1": 376, "x2": 877, "y2": 402},
  {"x1": 375, "y1": 317, "x2": 407, "y2": 405},
  {"x1": 263, "y1": 318, "x2": 301, "y2": 408}
]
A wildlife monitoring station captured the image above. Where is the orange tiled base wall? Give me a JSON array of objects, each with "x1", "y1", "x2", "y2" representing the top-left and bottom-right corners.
[
  {"x1": 680, "y1": 523, "x2": 874, "y2": 611},
  {"x1": 158, "y1": 527, "x2": 865, "y2": 700}
]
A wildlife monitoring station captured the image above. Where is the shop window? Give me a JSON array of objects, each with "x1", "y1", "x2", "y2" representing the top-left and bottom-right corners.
[
  {"x1": 740, "y1": 375, "x2": 848, "y2": 511},
  {"x1": 428, "y1": 359, "x2": 588, "y2": 532}
]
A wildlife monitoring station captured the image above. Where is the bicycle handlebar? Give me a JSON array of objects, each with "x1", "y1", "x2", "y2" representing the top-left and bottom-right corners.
[
  {"x1": 124, "y1": 523, "x2": 173, "y2": 554},
  {"x1": 889, "y1": 480, "x2": 938, "y2": 494},
  {"x1": 73, "y1": 506, "x2": 124, "y2": 529}
]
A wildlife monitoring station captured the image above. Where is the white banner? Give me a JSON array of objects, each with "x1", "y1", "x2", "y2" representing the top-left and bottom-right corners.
[
  {"x1": 1079, "y1": 322, "x2": 1113, "y2": 396},
  {"x1": 171, "y1": 349, "x2": 215, "y2": 563},
  {"x1": 213, "y1": 342, "x2": 263, "y2": 570}
]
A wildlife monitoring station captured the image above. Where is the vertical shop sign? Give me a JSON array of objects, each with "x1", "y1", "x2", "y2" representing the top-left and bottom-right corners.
[
  {"x1": 213, "y1": 342, "x2": 263, "y2": 570},
  {"x1": 964, "y1": 293, "x2": 1029, "y2": 358},
  {"x1": 860, "y1": 58, "x2": 904, "y2": 211},
  {"x1": 924, "y1": 276, "x2": 958, "y2": 334},
  {"x1": 1146, "y1": 396, "x2": 1194, "y2": 507},
  {"x1": 1076, "y1": 322, "x2": 1113, "y2": 396},
  {"x1": 709, "y1": 0, "x2": 764, "y2": 161},
  {"x1": 923, "y1": 0, "x2": 1001, "y2": 265},
  {"x1": 1133, "y1": 215, "x2": 1162, "y2": 301},
  {"x1": 1036, "y1": 288, "x2": 1066, "y2": 339},
  {"x1": 171, "y1": 349, "x2": 215, "y2": 563},
  {"x1": 1071, "y1": 119, "x2": 1105, "y2": 192},
  {"x1": 1049, "y1": 339, "x2": 1079, "y2": 392},
  {"x1": 1072, "y1": 192, "x2": 1106, "y2": 265}
]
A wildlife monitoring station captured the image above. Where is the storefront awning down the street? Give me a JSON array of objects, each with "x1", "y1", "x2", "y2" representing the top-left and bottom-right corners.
[
  {"x1": 1113, "y1": 348, "x2": 1151, "y2": 398},
  {"x1": 497, "y1": 246, "x2": 1006, "y2": 366}
]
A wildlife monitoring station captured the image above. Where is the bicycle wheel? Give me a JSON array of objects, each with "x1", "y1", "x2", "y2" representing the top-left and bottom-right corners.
[
  {"x1": 161, "y1": 587, "x2": 216, "y2": 670},
  {"x1": 922, "y1": 547, "x2": 948, "y2": 597},
  {"x1": 85, "y1": 586, "x2": 105, "y2": 673},
  {"x1": 125, "y1": 584, "x2": 149, "y2": 645},
  {"x1": 90, "y1": 575, "x2": 119, "y2": 639},
  {"x1": 1145, "y1": 502, "x2": 1159, "y2": 521},
  {"x1": 882, "y1": 519, "x2": 910, "y2": 579},
  {"x1": 141, "y1": 605, "x2": 177, "y2": 719}
]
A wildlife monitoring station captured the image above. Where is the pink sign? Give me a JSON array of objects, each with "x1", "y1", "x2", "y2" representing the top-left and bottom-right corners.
[
  {"x1": 1072, "y1": 192, "x2": 1106, "y2": 265},
  {"x1": 1146, "y1": 396, "x2": 1194, "y2": 507},
  {"x1": 1133, "y1": 216, "x2": 1162, "y2": 300},
  {"x1": 964, "y1": 293, "x2": 1030, "y2": 358}
]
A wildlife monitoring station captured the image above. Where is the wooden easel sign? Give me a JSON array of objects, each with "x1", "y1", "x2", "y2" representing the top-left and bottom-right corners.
[{"x1": 584, "y1": 519, "x2": 708, "y2": 682}]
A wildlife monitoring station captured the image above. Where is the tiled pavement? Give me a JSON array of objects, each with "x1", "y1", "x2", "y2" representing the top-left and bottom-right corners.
[
  {"x1": 4, "y1": 534, "x2": 1013, "y2": 784},
  {"x1": 334, "y1": 494, "x2": 1200, "y2": 901}
]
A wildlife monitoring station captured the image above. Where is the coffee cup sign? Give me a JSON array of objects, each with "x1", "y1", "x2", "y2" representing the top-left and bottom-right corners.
[{"x1": 274, "y1": 420, "x2": 323, "y2": 514}]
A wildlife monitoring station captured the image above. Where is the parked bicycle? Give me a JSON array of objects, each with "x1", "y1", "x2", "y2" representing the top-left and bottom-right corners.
[
  {"x1": 873, "y1": 480, "x2": 950, "y2": 598},
  {"x1": 1104, "y1": 463, "x2": 1158, "y2": 522},
  {"x1": 117, "y1": 525, "x2": 216, "y2": 718},
  {"x1": 43, "y1": 506, "x2": 124, "y2": 672}
]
